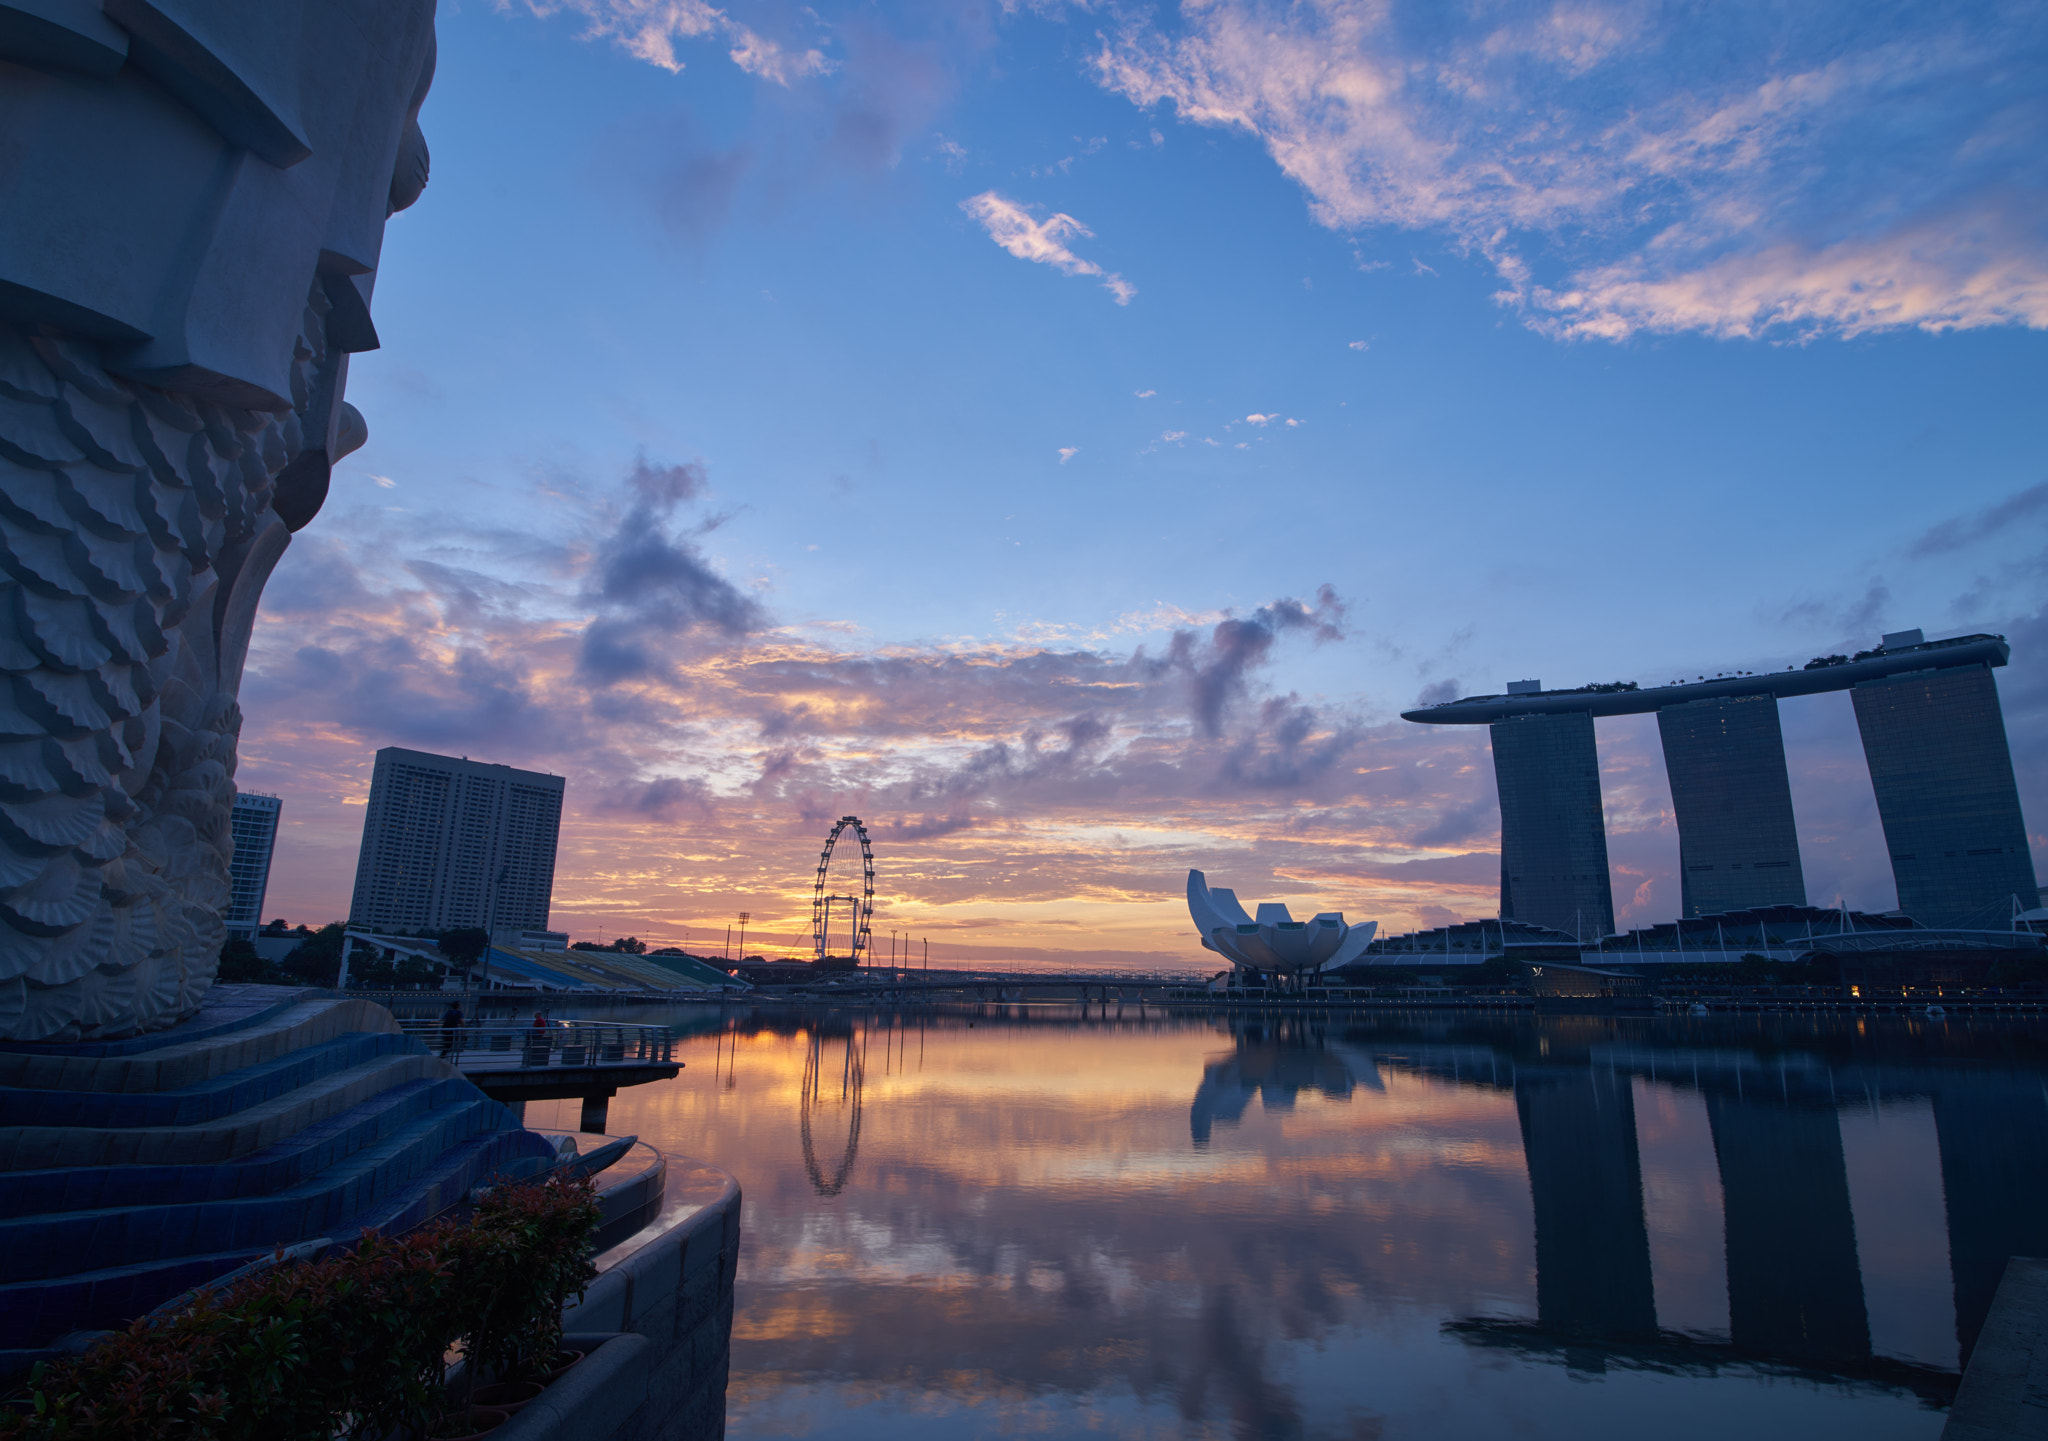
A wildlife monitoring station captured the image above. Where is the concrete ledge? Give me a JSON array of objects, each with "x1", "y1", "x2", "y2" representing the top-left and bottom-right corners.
[
  {"x1": 554, "y1": 1155, "x2": 741, "y2": 1441},
  {"x1": 1945, "y1": 1257, "x2": 2048, "y2": 1440},
  {"x1": 569, "y1": 1267, "x2": 632, "y2": 1335},
  {"x1": 494, "y1": 1333, "x2": 652, "y2": 1441}
]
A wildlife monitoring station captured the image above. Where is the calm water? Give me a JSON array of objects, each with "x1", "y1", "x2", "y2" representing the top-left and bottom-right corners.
[{"x1": 526, "y1": 1005, "x2": 2048, "y2": 1441}]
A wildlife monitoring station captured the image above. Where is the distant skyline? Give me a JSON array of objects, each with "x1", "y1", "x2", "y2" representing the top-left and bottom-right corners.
[{"x1": 236, "y1": 0, "x2": 2048, "y2": 968}]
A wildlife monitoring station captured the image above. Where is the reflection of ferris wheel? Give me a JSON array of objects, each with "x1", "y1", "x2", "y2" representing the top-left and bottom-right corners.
[
  {"x1": 799, "y1": 1029, "x2": 865, "y2": 1197},
  {"x1": 811, "y1": 815, "x2": 874, "y2": 967}
]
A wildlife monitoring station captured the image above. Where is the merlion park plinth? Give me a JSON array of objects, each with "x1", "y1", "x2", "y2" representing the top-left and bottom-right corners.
[{"x1": 0, "y1": 8, "x2": 740, "y2": 1430}]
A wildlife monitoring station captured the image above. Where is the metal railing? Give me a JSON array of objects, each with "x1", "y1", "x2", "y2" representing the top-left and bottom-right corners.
[{"x1": 397, "y1": 1019, "x2": 676, "y2": 1070}]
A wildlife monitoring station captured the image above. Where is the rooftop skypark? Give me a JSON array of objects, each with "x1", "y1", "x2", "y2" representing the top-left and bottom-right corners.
[
  {"x1": 1402, "y1": 629, "x2": 2037, "y2": 934},
  {"x1": 1401, "y1": 631, "x2": 2009, "y2": 724}
]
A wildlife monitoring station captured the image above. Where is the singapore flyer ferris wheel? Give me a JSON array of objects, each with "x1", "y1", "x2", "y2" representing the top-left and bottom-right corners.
[{"x1": 811, "y1": 815, "x2": 874, "y2": 969}]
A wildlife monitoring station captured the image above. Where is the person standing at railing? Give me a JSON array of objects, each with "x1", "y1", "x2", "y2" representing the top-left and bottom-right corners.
[
  {"x1": 438, "y1": 999, "x2": 464, "y2": 1059},
  {"x1": 524, "y1": 1010, "x2": 550, "y2": 1068}
]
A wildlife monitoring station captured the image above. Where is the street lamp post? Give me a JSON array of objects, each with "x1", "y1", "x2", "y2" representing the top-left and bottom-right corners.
[{"x1": 479, "y1": 863, "x2": 508, "y2": 998}]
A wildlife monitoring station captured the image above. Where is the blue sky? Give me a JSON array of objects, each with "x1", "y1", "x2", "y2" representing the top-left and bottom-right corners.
[{"x1": 239, "y1": 0, "x2": 2048, "y2": 965}]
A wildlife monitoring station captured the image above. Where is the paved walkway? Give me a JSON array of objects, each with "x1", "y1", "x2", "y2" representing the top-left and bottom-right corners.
[{"x1": 1946, "y1": 1258, "x2": 2048, "y2": 1439}]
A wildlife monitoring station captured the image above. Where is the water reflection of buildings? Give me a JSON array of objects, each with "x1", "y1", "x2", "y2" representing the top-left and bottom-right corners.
[
  {"x1": 1189, "y1": 1019, "x2": 1381, "y2": 1144},
  {"x1": 1193, "y1": 1018, "x2": 2048, "y2": 1387}
]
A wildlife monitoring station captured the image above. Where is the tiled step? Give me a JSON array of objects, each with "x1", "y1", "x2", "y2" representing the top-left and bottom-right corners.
[
  {"x1": 0, "y1": 1122, "x2": 557, "y2": 1349},
  {"x1": 345, "y1": 1124, "x2": 561, "y2": 1239},
  {"x1": 0, "y1": 996, "x2": 402, "y2": 1094},
  {"x1": 0, "y1": 987, "x2": 310, "y2": 1062},
  {"x1": 0, "y1": 1032, "x2": 421, "y2": 1129},
  {"x1": 0, "y1": 1074, "x2": 491, "y2": 1218},
  {"x1": 0, "y1": 1095, "x2": 528, "y2": 1282},
  {"x1": 0, "y1": 985, "x2": 560, "y2": 1360},
  {"x1": 0, "y1": 1049, "x2": 454, "y2": 1170}
]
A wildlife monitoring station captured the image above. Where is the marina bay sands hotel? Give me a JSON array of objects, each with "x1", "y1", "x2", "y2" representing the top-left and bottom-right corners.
[{"x1": 1402, "y1": 629, "x2": 2038, "y2": 935}]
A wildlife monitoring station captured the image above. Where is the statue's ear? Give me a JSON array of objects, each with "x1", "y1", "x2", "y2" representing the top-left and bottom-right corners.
[
  {"x1": 389, "y1": 117, "x2": 430, "y2": 215},
  {"x1": 272, "y1": 448, "x2": 329, "y2": 532}
]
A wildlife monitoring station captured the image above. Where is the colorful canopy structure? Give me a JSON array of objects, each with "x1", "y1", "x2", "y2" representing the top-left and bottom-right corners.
[{"x1": 1186, "y1": 870, "x2": 1378, "y2": 976}]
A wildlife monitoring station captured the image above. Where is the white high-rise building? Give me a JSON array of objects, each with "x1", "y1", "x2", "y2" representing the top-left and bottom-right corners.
[
  {"x1": 347, "y1": 748, "x2": 565, "y2": 934},
  {"x1": 226, "y1": 792, "x2": 283, "y2": 940}
]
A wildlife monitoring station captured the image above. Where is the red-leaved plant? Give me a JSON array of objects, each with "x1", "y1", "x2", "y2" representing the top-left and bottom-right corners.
[{"x1": 0, "y1": 1175, "x2": 599, "y2": 1441}]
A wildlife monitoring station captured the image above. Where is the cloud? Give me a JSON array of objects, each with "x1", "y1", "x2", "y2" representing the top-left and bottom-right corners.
[
  {"x1": 1057, "y1": 446, "x2": 1079, "y2": 464},
  {"x1": 960, "y1": 191, "x2": 1136, "y2": 305},
  {"x1": 239, "y1": 464, "x2": 1544, "y2": 968},
  {"x1": 1135, "y1": 388, "x2": 1157, "y2": 398},
  {"x1": 608, "y1": 774, "x2": 717, "y2": 820},
  {"x1": 1244, "y1": 413, "x2": 1273, "y2": 426},
  {"x1": 1910, "y1": 481, "x2": 2048, "y2": 559},
  {"x1": 1347, "y1": 341, "x2": 1367, "y2": 351},
  {"x1": 597, "y1": 5, "x2": 991, "y2": 247},
  {"x1": 1170, "y1": 587, "x2": 1348, "y2": 737},
  {"x1": 1160, "y1": 430, "x2": 1186, "y2": 443},
  {"x1": 890, "y1": 813, "x2": 980, "y2": 840},
  {"x1": 577, "y1": 454, "x2": 768, "y2": 683},
  {"x1": 1090, "y1": 0, "x2": 2048, "y2": 342},
  {"x1": 504, "y1": 0, "x2": 831, "y2": 81},
  {"x1": 248, "y1": 461, "x2": 2048, "y2": 964}
]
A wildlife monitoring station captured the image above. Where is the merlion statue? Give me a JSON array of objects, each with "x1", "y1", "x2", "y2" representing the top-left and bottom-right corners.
[{"x1": 0, "y1": 0, "x2": 438, "y2": 1039}]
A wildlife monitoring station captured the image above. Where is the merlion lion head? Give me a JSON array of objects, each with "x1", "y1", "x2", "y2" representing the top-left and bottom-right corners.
[{"x1": 0, "y1": 0, "x2": 439, "y2": 1039}]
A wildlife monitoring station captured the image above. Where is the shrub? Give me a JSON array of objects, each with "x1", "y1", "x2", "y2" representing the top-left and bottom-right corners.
[
  {"x1": 0, "y1": 1176, "x2": 599, "y2": 1441},
  {"x1": 216, "y1": 938, "x2": 277, "y2": 985}
]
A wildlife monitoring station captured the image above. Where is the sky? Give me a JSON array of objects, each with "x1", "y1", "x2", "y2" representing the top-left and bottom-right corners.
[{"x1": 237, "y1": 0, "x2": 2048, "y2": 970}]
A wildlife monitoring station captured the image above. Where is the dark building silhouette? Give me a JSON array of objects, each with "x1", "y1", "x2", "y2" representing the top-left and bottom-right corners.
[
  {"x1": 1405, "y1": 631, "x2": 2031, "y2": 930},
  {"x1": 1706, "y1": 1095, "x2": 1869, "y2": 1363},
  {"x1": 1492, "y1": 711, "x2": 1616, "y2": 939},
  {"x1": 348, "y1": 747, "x2": 564, "y2": 934},
  {"x1": 225, "y1": 791, "x2": 282, "y2": 940},
  {"x1": 1515, "y1": 1065, "x2": 1657, "y2": 1340},
  {"x1": 1852, "y1": 666, "x2": 2037, "y2": 926},
  {"x1": 1658, "y1": 695, "x2": 1807, "y2": 916}
]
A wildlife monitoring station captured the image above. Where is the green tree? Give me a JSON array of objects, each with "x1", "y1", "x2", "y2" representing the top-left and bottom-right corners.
[
  {"x1": 1473, "y1": 954, "x2": 1530, "y2": 986},
  {"x1": 217, "y1": 937, "x2": 274, "y2": 983},
  {"x1": 281, "y1": 924, "x2": 347, "y2": 987},
  {"x1": 439, "y1": 927, "x2": 491, "y2": 976}
]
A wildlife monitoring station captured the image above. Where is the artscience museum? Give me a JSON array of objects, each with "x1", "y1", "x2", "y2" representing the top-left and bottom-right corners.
[{"x1": 1187, "y1": 870, "x2": 1378, "y2": 981}]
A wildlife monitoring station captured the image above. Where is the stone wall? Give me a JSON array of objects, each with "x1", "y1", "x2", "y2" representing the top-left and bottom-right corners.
[{"x1": 500, "y1": 1161, "x2": 742, "y2": 1441}]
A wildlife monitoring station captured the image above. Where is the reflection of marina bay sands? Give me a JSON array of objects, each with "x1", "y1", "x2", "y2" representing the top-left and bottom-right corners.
[
  {"x1": 1190, "y1": 1021, "x2": 2048, "y2": 1385},
  {"x1": 1403, "y1": 629, "x2": 2038, "y2": 933}
]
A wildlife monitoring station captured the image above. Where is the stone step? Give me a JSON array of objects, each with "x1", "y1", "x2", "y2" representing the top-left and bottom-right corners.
[
  {"x1": 0, "y1": 1031, "x2": 420, "y2": 1128},
  {"x1": 0, "y1": 1095, "x2": 518, "y2": 1282},
  {"x1": 344, "y1": 1123, "x2": 557, "y2": 1240},
  {"x1": 0, "y1": 987, "x2": 308, "y2": 1062},
  {"x1": 0, "y1": 1123, "x2": 552, "y2": 1351},
  {"x1": 0, "y1": 1074, "x2": 487, "y2": 1218},
  {"x1": 0, "y1": 994, "x2": 401, "y2": 1095},
  {"x1": 0, "y1": 1049, "x2": 455, "y2": 1170}
]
